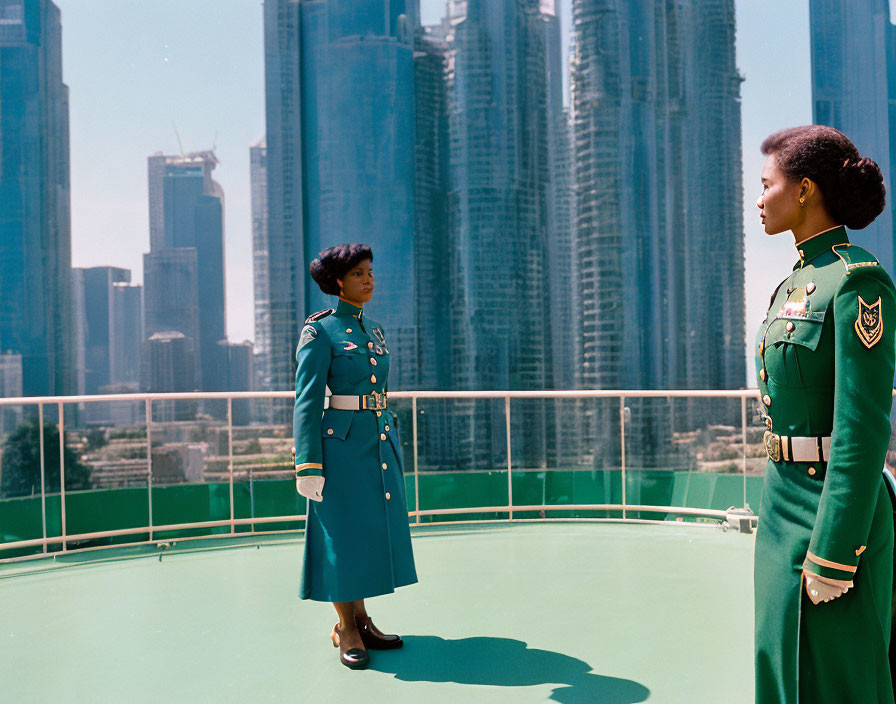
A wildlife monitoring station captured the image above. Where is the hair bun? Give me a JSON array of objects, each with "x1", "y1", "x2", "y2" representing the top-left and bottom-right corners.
[{"x1": 835, "y1": 156, "x2": 885, "y2": 229}]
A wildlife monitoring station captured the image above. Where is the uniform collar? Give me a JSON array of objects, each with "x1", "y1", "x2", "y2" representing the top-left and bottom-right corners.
[
  {"x1": 335, "y1": 298, "x2": 364, "y2": 319},
  {"x1": 794, "y1": 225, "x2": 849, "y2": 268}
]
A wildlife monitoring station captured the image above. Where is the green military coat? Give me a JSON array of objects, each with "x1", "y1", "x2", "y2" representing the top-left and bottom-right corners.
[
  {"x1": 754, "y1": 226, "x2": 896, "y2": 703},
  {"x1": 293, "y1": 298, "x2": 417, "y2": 603}
]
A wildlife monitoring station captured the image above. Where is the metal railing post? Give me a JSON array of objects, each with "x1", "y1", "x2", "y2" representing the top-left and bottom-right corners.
[
  {"x1": 620, "y1": 396, "x2": 626, "y2": 520},
  {"x1": 146, "y1": 399, "x2": 153, "y2": 542},
  {"x1": 228, "y1": 397, "x2": 235, "y2": 534},
  {"x1": 57, "y1": 401, "x2": 67, "y2": 551},
  {"x1": 412, "y1": 396, "x2": 420, "y2": 525},
  {"x1": 741, "y1": 395, "x2": 748, "y2": 508},
  {"x1": 38, "y1": 403, "x2": 47, "y2": 553},
  {"x1": 506, "y1": 395, "x2": 513, "y2": 521}
]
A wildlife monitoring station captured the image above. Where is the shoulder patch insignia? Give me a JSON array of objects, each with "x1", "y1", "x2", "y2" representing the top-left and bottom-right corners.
[
  {"x1": 855, "y1": 295, "x2": 883, "y2": 349},
  {"x1": 298, "y1": 324, "x2": 318, "y2": 349},
  {"x1": 305, "y1": 308, "x2": 333, "y2": 324}
]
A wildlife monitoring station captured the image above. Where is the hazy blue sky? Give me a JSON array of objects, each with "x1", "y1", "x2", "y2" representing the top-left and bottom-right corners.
[{"x1": 56, "y1": 0, "x2": 819, "y2": 387}]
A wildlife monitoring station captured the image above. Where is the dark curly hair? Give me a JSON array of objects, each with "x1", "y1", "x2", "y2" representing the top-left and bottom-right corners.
[
  {"x1": 760, "y1": 125, "x2": 886, "y2": 230},
  {"x1": 309, "y1": 243, "x2": 373, "y2": 296}
]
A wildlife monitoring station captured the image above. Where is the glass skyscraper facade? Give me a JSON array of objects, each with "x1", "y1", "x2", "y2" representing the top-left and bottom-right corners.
[
  {"x1": 445, "y1": 0, "x2": 564, "y2": 468},
  {"x1": 143, "y1": 151, "x2": 226, "y2": 392},
  {"x1": 0, "y1": 0, "x2": 72, "y2": 397},
  {"x1": 250, "y1": 137, "x2": 271, "y2": 395},
  {"x1": 257, "y1": 0, "x2": 748, "y2": 470},
  {"x1": 571, "y1": 0, "x2": 745, "y2": 467},
  {"x1": 72, "y1": 266, "x2": 132, "y2": 395},
  {"x1": 809, "y1": 0, "x2": 896, "y2": 275}
]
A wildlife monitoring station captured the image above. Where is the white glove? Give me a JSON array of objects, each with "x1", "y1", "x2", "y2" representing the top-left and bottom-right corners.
[
  {"x1": 804, "y1": 572, "x2": 852, "y2": 605},
  {"x1": 296, "y1": 476, "x2": 325, "y2": 503}
]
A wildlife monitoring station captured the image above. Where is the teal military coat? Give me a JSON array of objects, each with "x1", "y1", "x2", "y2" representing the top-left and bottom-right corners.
[
  {"x1": 293, "y1": 298, "x2": 417, "y2": 603},
  {"x1": 754, "y1": 226, "x2": 896, "y2": 703}
]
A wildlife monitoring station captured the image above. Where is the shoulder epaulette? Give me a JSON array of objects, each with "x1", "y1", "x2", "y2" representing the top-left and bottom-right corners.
[
  {"x1": 305, "y1": 308, "x2": 334, "y2": 324},
  {"x1": 831, "y1": 244, "x2": 880, "y2": 274}
]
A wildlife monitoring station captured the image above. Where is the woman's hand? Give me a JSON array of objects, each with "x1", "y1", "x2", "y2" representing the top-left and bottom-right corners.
[
  {"x1": 296, "y1": 476, "x2": 325, "y2": 502},
  {"x1": 804, "y1": 571, "x2": 852, "y2": 604}
]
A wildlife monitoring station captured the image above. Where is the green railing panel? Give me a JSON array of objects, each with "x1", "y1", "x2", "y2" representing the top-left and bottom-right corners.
[
  {"x1": 0, "y1": 471, "x2": 767, "y2": 559},
  {"x1": 151, "y1": 483, "x2": 232, "y2": 539},
  {"x1": 234, "y1": 479, "x2": 305, "y2": 532}
]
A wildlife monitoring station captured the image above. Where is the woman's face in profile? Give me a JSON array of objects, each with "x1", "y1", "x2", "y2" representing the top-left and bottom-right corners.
[
  {"x1": 757, "y1": 154, "x2": 802, "y2": 235},
  {"x1": 338, "y1": 259, "x2": 374, "y2": 304}
]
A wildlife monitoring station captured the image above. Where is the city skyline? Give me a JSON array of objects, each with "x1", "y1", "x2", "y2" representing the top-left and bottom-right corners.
[{"x1": 39, "y1": 0, "x2": 855, "y2": 391}]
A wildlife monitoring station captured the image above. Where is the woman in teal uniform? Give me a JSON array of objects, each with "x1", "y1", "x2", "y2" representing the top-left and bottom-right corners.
[
  {"x1": 753, "y1": 125, "x2": 895, "y2": 703},
  {"x1": 293, "y1": 243, "x2": 417, "y2": 670}
]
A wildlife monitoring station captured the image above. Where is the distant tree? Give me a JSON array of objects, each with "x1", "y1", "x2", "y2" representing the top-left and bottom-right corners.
[
  {"x1": 1, "y1": 422, "x2": 91, "y2": 498},
  {"x1": 84, "y1": 428, "x2": 108, "y2": 452}
]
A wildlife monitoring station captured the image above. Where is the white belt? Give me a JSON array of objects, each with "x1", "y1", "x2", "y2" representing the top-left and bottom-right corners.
[
  {"x1": 327, "y1": 392, "x2": 387, "y2": 411},
  {"x1": 764, "y1": 432, "x2": 831, "y2": 463}
]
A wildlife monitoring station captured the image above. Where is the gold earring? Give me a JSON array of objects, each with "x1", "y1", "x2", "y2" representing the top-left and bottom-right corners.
[{"x1": 799, "y1": 198, "x2": 806, "y2": 207}]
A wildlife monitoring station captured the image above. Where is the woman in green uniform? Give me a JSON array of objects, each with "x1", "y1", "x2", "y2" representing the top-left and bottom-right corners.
[
  {"x1": 754, "y1": 125, "x2": 896, "y2": 703},
  {"x1": 293, "y1": 243, "x2": 417, "y2": 670}
]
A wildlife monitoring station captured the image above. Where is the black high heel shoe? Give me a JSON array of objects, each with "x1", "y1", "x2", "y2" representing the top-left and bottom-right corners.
[
  {"x1": 356, "y1": 615, "x2": 404, "y2": 650},
  {"x1": 331, "y1": 624, "x2": 370, "y2": 670}
]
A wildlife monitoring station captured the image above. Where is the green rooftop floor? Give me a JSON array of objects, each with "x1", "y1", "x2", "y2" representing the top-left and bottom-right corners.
[{"x1": 0, "y1": 522, "x2": 755, "y2": 703}]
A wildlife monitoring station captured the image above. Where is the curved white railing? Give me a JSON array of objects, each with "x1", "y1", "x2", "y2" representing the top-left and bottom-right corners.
[{"x1": 0, "y1": 388, "x2": 787, "y2": 560}]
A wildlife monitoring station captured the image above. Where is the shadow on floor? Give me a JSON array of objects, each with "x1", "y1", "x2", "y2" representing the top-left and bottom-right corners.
[{"x1": 369, "y1": 635, "x2": 650, "y2": 704}]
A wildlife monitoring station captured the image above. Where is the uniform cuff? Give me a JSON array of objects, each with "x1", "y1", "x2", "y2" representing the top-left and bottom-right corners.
[
  {"x1": 295, "y1": 463, "x2": 323, "y2": 478},
  {"x1": 803, "y1": 551, "x2": 858, "y2": 583}
]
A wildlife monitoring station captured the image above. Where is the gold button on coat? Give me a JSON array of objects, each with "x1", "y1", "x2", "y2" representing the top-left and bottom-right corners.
[
  {"x1": 376, "y1": 411, "x2": 382, "y2": 417},
  {"x1": 346, "y1": 328, "x2": 352, "y2": 333},
  {"x1": 370, "y1": 375, "x2": 377, "y2": 383},
  {"x1": 368, "y1": 342, "x2": 373, "y2": 349},
  {"x1": 385, "y1": 425, "x2": 390, "y2": 431},
  {"x1": 370, "y1": 358, "x2": 377, "y2": 366},
  {"x1": 327, "y1": 429, "x2": 333, "y2": 435},
  {"x1": 385, "y1": 492, "x2": 391, "y2": 500},
  {"x1": 380, "y1": 433, "x2": 386, "y2": 441},
  {"x1": 763, "y1": 394, "x2": 771, "y2": 406},
  {"x1": 786, "y1": 321, "x2": 795, "y2": 332},
  {"x1": 760, "y1": 369, "x2": 767, "y2": 382},
  {"x1": 382, "y1": 463, "x2": 387, "y2": 470},
  {"x1": 808, "y1": 467, "x2": 817, "y2": 476}
]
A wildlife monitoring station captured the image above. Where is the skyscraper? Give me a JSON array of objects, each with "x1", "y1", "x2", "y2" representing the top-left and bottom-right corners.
[
  {"x1": 445, "y1": 0, "x2": 562, "y2": 468},
  {"x1": 71, "y1": 266, "x2": 133, "y2": 395},
  {"x1": 250, "y1": 137, "x2": 271, "y2": 394},
  {"x1": 413, "y1": 22, "x2": 454, "y2": 467},
  {"x1": 0, "y1": 0, "x2": 72, "y2": 397},
  {"x1": 109, "y1": 281, "x2": 144, "y2": 387},
  {"x1": 571, "y1": 0, "x2": 745, "y2": 467},
  {"x1": 143, "y1": 247, "x2": 199, "y2": 389},
  {"x1": 678, "y1": 0, "x2": 745, "y2": 395},
  {"x1": 143, "y1": 151, "x2": 226, "y2": 391},
  {"x1": 263, "y1": 0, "x2": 419, "y2": 399},
  {"x1": 71, "y1": 267, "x2": 143, "y2": 424},
  {"x1": 809, "y1": 0, "x2": 895, "y2": 275}
]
